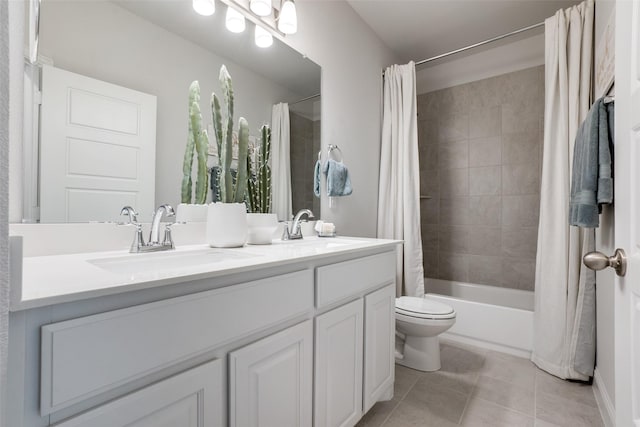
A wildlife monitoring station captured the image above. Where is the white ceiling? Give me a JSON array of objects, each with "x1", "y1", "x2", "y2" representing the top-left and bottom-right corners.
[{"x1": 347, "y1": 0, "x2": 582, "y2": 66}]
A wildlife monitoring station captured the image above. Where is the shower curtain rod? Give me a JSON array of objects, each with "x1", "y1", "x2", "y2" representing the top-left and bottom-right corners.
[
  {"x1": 383, "y1": 21, "x2": 544, "y2": 74},
  {"x1": 289, "y1": 93, "x2": 321, "y2": 105}
]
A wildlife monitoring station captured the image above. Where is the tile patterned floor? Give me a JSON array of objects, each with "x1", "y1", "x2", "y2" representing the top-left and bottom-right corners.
[{"x1": 357, "y1": 342, "x2": 604, "y2": 427}]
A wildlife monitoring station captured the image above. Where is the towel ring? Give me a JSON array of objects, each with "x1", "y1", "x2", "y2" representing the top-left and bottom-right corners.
[{"x1": 327, "y1": 144, "x2": 343, "y2": 162}]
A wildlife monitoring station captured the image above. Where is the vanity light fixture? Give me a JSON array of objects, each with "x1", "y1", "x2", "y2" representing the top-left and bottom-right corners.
[
  {"x1": 192, "y1": 0, "x2": 215, "y2": 16},
  {"x1": 250, "y1": 0, "x2": 272, "y2": 17},
  {"x1": 226, "y1": 5, "x2": 246, "y2": 33},
  {"x1": 278, "y1": 0, "x2": 297, "y2": 34},
  {"x1": 255, "y1": 25, "x2": 273, "y2": 48}
]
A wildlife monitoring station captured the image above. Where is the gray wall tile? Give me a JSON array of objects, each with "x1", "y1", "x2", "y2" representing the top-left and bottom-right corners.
[
  {"x1": 440, "y1": 168, "x2": 469, "y2": 198},
  {"x1": 468, "y1": 196, "x2": 502, "y2": 226},
  {"x1": 418, "y1": 65, "x2": 542, "y2": 291},
  {"x1": 469, "y1": 166, "x2": 501, "y2": 196},
  {"x1": 439, "y1": 141, "x2": 469, "y2": 169},
  {"x1": 468, "y1": 227, "x2": 502, "y2": 256},
  {"x1": 469, "y1": 106, "x2": 502, "y2": 139},
  {"x1": 502, "y1": 195, "x2": 540, "y2": 227},
  {"x1": 503, "y1": 162, "x2": 540, "y2": 195},
  {"x1": 469, "y1": 137, "x2": 502, "y2": 167}
]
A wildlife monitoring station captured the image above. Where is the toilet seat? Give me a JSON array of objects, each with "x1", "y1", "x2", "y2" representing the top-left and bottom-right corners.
[{"x1": 395, "y1": 296, "x2": 455, "y2": 320}]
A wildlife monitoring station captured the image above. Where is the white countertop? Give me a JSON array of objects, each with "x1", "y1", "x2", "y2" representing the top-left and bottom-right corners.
[{"x1": 12, "y1": 236, "x2": 399, "y2": 311}]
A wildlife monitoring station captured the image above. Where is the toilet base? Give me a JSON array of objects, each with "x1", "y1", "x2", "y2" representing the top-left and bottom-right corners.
[{"x1": 395, "y1": 335, "x2": 441, "y2": 372}]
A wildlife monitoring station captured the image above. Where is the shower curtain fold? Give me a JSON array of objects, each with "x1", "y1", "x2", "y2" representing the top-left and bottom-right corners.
[
  {"x1": 377, "y1": 62, "x2": 424, "y2": 298},
  {"x1": 533, "y1": 0, "x2": 595, "y2": 381},
  {"x1": 271, "y1": 103, "x2": 292, "y2": 222}
]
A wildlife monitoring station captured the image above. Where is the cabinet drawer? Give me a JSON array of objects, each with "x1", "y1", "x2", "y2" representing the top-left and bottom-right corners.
[
  {"x1": 315, "y1": 252, "x2": 395, "y2": 309},
  {"x1": 52, "y1": 359, "x2": 223, "y2": 427},
  {"x1": 41, "y1": 270, "x2": 313, "y2": 415}
]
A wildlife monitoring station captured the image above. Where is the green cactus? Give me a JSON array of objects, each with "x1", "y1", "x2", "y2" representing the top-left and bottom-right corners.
[
  {"x1": 181, "y1": 81, "x2": 209, "y2": 204},
  {"x1": 211, "y1": 65, "x2": 250, "y2": 203},
  {"x1": 247, "y1": 125, "x2": 272, "y2": 213}
]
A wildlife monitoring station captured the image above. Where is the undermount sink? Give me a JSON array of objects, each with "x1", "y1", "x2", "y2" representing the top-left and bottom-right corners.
[{"x1": 88, "y1": 248, "x2": 259, "y2": 275}]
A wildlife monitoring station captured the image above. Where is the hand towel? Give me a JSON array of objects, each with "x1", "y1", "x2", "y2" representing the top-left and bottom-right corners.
[
  {"x1": 322, "y1": 159, "x2": 353, "y2": 197},
  {"x1": 313, "y1": 160, "x2": 321, "y2": 198},
  {"x1": 568, "y1": 97, "x2": 614, "y2": 227}
]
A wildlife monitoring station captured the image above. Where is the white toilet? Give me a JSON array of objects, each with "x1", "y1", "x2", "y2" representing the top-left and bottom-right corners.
[{"x1": 395, "y1": 296, "x2": 456, "y2": 372}]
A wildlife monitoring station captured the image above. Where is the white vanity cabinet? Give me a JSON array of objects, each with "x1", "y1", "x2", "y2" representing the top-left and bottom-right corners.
[
  {"x1": 314, "y1": 252, "x2": 397, "y2": 427},
  {"x1": 229, "y1": 320, "x2": 313, "y2": 427},
  {"x1": 8, "y1": 241, "x2": 398, "y2": 427},
  {"x1": 52, "y1": 359, "x2": 223, "y2": 427}
]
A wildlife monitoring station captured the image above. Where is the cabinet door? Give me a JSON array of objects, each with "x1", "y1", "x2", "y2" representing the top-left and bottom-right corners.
[
  {"x1": 53, "y1": 359, "x2": 223, "y2": 427},
  {"x1": 229, "y1": 320, "x2": 313, "y2": 427},
  {"x1": 315, "y1": 299, "x2": 364, "y2": 427},
  {"x1": 363, "y1": 284, "x2": 396, "y2": 412}
]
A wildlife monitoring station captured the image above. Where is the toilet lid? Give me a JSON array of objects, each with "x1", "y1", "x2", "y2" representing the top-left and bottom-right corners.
[{"x1": 396, "y1": 296, "x2": 455, "y2": 319}]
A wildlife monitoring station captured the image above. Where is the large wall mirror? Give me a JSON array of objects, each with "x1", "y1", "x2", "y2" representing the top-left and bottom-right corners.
[{"x1": 22, "y1": 0, "x2": 321, "y2": 223}]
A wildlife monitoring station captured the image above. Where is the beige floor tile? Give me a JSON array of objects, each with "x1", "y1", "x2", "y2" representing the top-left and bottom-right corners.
[
  {"x1": 394, "y1": 365, "x2": 423, "y2": 401},
  {"x1": 403, "y1": 379, "x2": 469, "y2": 424},
  {"x1": 535, "y1": 419, "x2": 562, "y2": 427},
  {"x1": 356, "y1": 400, "x2": 400, "y2": 427},
  {"x1": 481, "y1": 351, "x2": 536, "y2": 389},
  {"x1": 535, "y1": 369, "x2": 598, "y2": 407},
  {"x1": 473, "y1": 375, "x2": 535, "y2": 416},
  {"x1": 536, "y1": 391, "x2": 604, "y2": 427},
  {"x1": 419, "y1": 370, "x2": 476, "y2": 396},
  {"x1": 461, "y1": 397, "x2": 535, "y2": 427},
  {"x1": 383, "y1": 401, "x2": 460, "y2": 427},
  {"x1": 440, "y1": 342, "x2": 486, "y2": 382}
]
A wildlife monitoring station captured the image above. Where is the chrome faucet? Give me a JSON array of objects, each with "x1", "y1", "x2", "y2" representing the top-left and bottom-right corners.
[
  {"x1": 120, "y1": 204, "x2": 176, "y2": 253},
  {"x1": 282, "y1": 209, "x2": 315, "y2": 240}
]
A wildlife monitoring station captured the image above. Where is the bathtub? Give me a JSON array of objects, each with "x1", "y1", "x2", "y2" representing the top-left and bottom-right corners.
[{"x1": 426, "y1": 278, "x2": 534, "y2": 358}]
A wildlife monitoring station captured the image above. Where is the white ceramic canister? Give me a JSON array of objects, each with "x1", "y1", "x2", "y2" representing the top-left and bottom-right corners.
[{"x1": 206, "y1": 203, "x2": 248, "y2": 247}]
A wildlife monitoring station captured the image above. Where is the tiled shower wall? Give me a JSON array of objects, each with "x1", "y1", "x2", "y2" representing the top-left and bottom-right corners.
[
  {"x1": 290, "y1": 112, "x2": 321, "y2": 215},
  {"x1": 418, "y1": 65, "x2": 544, "y2": 291}
]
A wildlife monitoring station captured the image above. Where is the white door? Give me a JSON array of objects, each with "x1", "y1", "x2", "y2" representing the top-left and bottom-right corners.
[
  {"x1": 315, "y1": 299, "x2": 363, "y2": 427},
  {"x1": 53, "y1": 359, "x2": 223, "y2": 427},
  {"x1": 229, "y1": 320, "x2": 313, "y2": 427},
  {"x1": 40, "y1": 65, "x2": 157, "y2": 223},
  {"x1": 363, "y1": 284, "x2": 395, "y2": 412},
  {"x1": 614, "y1": 1, "x2": 640, "y2": 425}
]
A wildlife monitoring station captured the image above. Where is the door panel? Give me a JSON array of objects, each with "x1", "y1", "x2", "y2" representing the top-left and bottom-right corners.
[{"x1": 40, "y1": 65, "x2": 157, "y2": 222}]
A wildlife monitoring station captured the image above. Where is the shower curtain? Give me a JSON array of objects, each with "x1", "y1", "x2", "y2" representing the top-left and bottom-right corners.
[
  {"x1": 271, "y1": 103, "x2": 292, "y2": 221},
  {"x1": 377, "y1": 62, "x2": 424, "y2": 298},
  {"x1": 533, "y1": 0, "x2": 595, "y2": 381}
]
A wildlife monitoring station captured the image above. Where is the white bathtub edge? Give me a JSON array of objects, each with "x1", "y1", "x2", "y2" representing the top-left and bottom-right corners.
[{"x1": 440, "y1": 334, "x2": 532, "y2": 359}]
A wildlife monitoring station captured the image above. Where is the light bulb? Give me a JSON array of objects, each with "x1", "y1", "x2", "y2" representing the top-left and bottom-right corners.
[
  {"x1": 250, "y1": 0, "x2": 272, "y2": 17},
  {"x1": 192, "y1": 0, "x2": 215, "y2": 16},
  {"x1": 255, "y1": 25, "x2": 273, "y2": 48},
  {"x1": 226, "y1": 6, "x2": 246, "y2": 33},
  {"x1": 278, "y1": 0, "x2": 297, "y2": 34}
]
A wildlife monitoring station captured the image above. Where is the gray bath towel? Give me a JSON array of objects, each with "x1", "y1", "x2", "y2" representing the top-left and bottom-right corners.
[
  {"x1": 568, "y1": 98, "x2": 614, "y2": 228},
  {"x1": 323, "y1": 159, "x2": 353, "y2": 197}
]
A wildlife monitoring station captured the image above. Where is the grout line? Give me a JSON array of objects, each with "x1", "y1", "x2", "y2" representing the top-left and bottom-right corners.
[{"x1": 378, "y1": 399, "x2": 402, "y2": 427}]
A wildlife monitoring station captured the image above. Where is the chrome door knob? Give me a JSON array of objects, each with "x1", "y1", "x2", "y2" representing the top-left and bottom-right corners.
[{"x1": 583, "y1": 249, "x2": 627, "y2": 277}]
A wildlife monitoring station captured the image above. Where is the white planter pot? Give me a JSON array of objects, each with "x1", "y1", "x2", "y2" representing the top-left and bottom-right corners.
[
  {"x1": 246, "y1": 213, "x2": 278, "y2": 245},
  {"x1": 176, "y1": 203, "x2": 208, "y2": 223},
  {"x1": 206, "y1": 203, "x2": 247, "y2": 248}
]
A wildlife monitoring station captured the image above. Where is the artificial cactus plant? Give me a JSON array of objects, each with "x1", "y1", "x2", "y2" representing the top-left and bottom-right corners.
[
  {"x1": 181, "y1": 81, "x2": 209, "y2": 204},
  {"x1": 247, "y1": 125, "x2": 272, "y2": 213},
  {"x1": 211, "y1": 65, "x2": 249, "y2": 203}
]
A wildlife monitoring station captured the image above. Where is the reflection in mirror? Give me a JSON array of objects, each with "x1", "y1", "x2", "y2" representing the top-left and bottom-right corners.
[
  {"x1": 26, "y1": 0, "x2": 321, "y2": 223},
  {"x1": 289, "y1": 95, "x2": 321, "y2": 216}
]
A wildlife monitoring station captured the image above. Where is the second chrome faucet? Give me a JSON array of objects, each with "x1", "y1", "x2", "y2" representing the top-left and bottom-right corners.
[{"x1": 121, "y1": 205, "x2": 175, "y2": 253}]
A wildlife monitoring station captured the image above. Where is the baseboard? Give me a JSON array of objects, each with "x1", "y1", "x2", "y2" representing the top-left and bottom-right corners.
[
  {"x1": 440, "y1": 333, "x2": 531, "y2": 359},
  {"x1": 593, "y1": 368, "x2": 615, "y2": 427}
]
